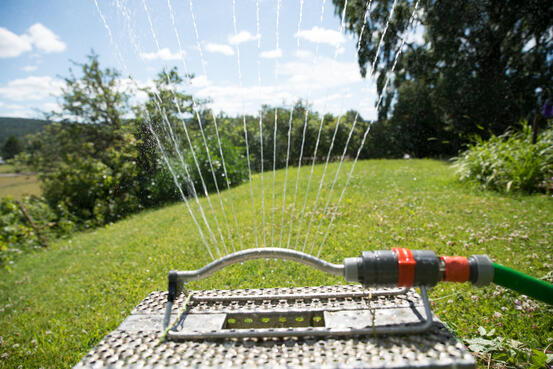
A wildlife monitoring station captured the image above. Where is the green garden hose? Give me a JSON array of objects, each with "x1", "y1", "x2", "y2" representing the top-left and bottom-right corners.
[{"x1": 493, "y1": 263, "x2": 553, "y2": 305}]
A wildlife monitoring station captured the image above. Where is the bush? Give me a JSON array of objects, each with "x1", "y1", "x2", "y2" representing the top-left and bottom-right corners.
[
  {"x1": 0, "y1": 196, "x2": 75, "y2": 266},
  {"x1": 41, "y1": 133, "x2": 142, "y2": 227},
  {"x1": 454, "y1": 122, "x2": 553, "y2": 193}
]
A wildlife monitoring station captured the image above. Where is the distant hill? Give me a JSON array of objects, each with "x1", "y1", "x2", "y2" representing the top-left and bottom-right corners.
[{"x1": 0, "y1": 117, "x2": 50, "y2": 145}]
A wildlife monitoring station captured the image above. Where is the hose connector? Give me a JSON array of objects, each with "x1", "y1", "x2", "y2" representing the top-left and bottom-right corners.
[{"x1": 344, "y1": 248, "x2": 494, "y2": 288}]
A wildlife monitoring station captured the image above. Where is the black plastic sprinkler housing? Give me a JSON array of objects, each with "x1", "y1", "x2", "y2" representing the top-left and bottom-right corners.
[{"x1": 163, "y1": 247, "x2": 553, "y2": 335}]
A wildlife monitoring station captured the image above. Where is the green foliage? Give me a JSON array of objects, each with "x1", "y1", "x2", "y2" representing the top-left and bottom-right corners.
[
  {"x1": 0, "y1": 196, "x2": 75, "y2": 266},
  {"x1": 20, "y1": 54, "x2": 143, "y2": 226},
  {"x1": 40, "y1": 133, "x2": 142, "y2": 226},
  {"x1": 454, "y1": 123, "x2": 553, "y2": 193},
  {"x1": 464, "y1": 326, "x2": 553, "y2": 368},
  {"x1": 1, "y1": 136, "x2": 24, "y2": 160},
  {"x1": 334, "y1": 0, "x2": 553, "y2": 152}
]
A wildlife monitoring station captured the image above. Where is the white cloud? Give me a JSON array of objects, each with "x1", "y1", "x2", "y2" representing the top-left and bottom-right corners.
[
  {"x1": 278, "y1": 56, "x2": 362, "y2": 93},
  {"x1": 27, "y1": 23, "x2": 66, "y2": 53},
  {"x1": 228, "y1": 31, "x2": 260, "y2": 45},
  {"x1": 295, "y1": 26, "x2": 345, "y2": 47},
  {"x1": 191, "y1": 57, "x2": 373, "y2": 117},
  {"x1": 4, "y1": 103, "x2": 25, "y2": 110},
  {"x1": 0, "y1": 109, "x2": 35, "y2": 118},
  {"x1": 195, "y1": 84, "x2": 294, "y2": 115},
  {"x1": 22, "y1": 65, "x2": 37, "y2": 72},
  {"x1": 140, "y1": 48, "x2": 185, "y2": 61},
  {"x1": 295, "y1": 50, "x2": 312, "y2": 59},
  {"x1": 0, "y1": 27, "x2": 32, "y2": 58},
  {"x1": 0, "y1": 23, "x2": 65, "y2": 58},
  {"x1": 260, "y1": 48, "x2": 282, "y2": 59},
  {"x1": 0, "y1": 76, "x2": 64, "y2": 101},
  {"x1": 41, "y1": 102, "x2": 61, "y2": 113},
  {"x1": 191, "y1": 75, "x2": 210, "y2": 88},
  {"x1": 205, "y1": 43, "x2": 234, "y2": 56}
]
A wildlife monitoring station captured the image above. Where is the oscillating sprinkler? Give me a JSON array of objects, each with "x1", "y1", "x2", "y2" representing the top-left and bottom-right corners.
[
  {"x1": 162, "y1": 247, "x2": 553, "y2": 339},
  {"x1": 74, "y1": 247, "x2": 553, "y2": 369}
]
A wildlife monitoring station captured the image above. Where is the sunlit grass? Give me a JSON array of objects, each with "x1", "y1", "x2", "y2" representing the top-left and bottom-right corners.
[
  {"x1": 0, "y1": 159, "x2": 552, "y2": 368},
  {"x1": 0, "y1": 174, "x2": 41, "y2": 199}
]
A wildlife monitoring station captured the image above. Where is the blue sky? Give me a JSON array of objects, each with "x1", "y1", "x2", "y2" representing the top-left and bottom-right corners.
[{"x1": 0, "y1": 0, "x2": 398, "y2": 120}]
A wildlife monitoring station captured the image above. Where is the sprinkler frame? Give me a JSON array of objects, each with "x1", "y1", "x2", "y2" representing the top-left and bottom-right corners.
[{"x1": 163, "y1": 248, "x2": 443, "y2": 339}]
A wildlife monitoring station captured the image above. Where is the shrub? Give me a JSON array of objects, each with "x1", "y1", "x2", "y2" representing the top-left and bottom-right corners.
[
  {"x1": 454, "y1": 122, "x2": 553, "y2": 193},
  {"x1": 41, "y1": 133, "x2": 142, "y2": 227},
  {"x1": 0, "y1": 196, "x2": 75, "y2": 266}
]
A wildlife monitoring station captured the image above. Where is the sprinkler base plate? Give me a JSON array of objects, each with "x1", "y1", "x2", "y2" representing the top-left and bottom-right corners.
[{"x1": 73, "y1": 285, "x2": 475, "y2": 368}]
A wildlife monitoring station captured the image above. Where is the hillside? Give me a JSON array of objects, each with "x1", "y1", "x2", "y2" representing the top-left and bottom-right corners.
[
  {"x1": 0, "y1": 159, "x2": 552, "y2": 368},
  {"x1": 0, "y1": 117, "x2": 50, "y2": 145}
]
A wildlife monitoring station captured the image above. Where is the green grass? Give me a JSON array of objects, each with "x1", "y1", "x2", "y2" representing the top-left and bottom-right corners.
[
  {"x1": 0, "y1": 159, "x2": 552, "y2": 368},
  {"x1": 0, "y1": 164, "x2": 16, "y2": 174},
  {"x1": 0, "y1": 164, "x2": 41, "y2": 199},
  {"x1": 0, "y1": 174, "x2": 41, "y2": 199}
]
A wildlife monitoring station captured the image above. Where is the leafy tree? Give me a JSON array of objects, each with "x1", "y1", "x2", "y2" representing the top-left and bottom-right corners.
[
  {"x1": 135, "y1": 68, "x2": 247, "y2": 199},
  {"x1": 2, "y1": 136, "x2": 24, "y2": 160},
  {"x1": 22, "y1": 54, "x2": 141, "y2": 225},
  {"x1": 334, "y1": 0, "x2": 553, "y2": 151}
]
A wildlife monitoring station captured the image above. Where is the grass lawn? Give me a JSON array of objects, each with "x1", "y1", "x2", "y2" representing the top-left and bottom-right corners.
[
  {"x1": 0, "y1": 164, "x2": 16, "y2": 174},
  {"x1": 0, "y1": 159, "x2": 552, "y2": 368},
  {"x1": 0, "y1": 164, "x2": 41, "y2": 199}
]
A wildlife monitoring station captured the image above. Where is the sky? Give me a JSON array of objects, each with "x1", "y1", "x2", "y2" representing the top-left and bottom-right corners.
[{"x1": 0, "y1": 0, "x2": 408, "y2": 121}]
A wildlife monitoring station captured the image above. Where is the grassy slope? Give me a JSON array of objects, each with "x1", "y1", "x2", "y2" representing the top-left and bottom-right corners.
[{"x1": 0, "y1": 159, "x2": 552, "y2": 368}]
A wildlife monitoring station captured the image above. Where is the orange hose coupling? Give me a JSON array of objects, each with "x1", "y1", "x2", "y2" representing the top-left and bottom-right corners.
[{"x1": 441, "y1": 256, "x2": 470, "y2": 283}]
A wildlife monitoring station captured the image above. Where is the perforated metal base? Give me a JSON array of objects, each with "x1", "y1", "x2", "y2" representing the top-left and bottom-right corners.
[{"x1": 73, "y1": 285, "x2": 475, "y2": 368}]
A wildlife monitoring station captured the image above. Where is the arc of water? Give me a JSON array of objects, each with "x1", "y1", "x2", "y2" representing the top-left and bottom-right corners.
[
  {"x1": 117, "y1": 0, "x2": 224, "y2": 255},
  {"x1": 291, "y1": 0, "x2": 351, "y2": 251},
  {"x1": 334, "y1": 0, "x2": 349, "y2": 59},
  {"x1": 151, "y1": 91, "x2": 223, "y2": 254},
  {"x1": 315, "y1": 0, "x2": 421, "y2": 258},
  {"x1": 232, "y1": 0, "x2": 259, "y2": 249},
  {"x1": 112, "y1": 0, "x2": 223, "y2": 253},
  {"x1": 142, "y1": 0, "x2": 230, "y2": 254},
  {"x1": 300, "y1": 114, "x2": 342, "y2": 252},
  {"x1": 93, "y1": 0, "x2": 216, "y2": 260},
  {"x1": 357, "y1": 0, "x2": 374, "y2": 54},
  {"x1": 300, "y1": 0, "x2": 375, "y2": 253},
  {"x1": 168, "y1": 0, "x2": 239, "y2": 253},
  {"x1": 270, "y1": 0, "x2": 282, "y2": 248},
  {"x1": 278, "y1": 106, "x2": 294, "y2": 247},
  {"x1": 309, "y1": 0, "x2": 401, "y2": 256},
  {"x1": 254, "y1": 0, "x2": 266, "y2": 248},
  {"x1": 145, "y1": 109, "x2": 216, "y2": 260},
  {"x1": 284, "y1": 0, "x2": 328, "y2": 249},
  {"x1": 296, "y1": 0, "x2": 305, "y2": 48},
  {"x1": 125, "y1": 0, "x2": 224, "y2": 255}
]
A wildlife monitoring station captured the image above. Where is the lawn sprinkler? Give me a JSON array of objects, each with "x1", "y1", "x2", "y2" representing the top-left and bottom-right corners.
[{"x1": 74, "y1": 248, "x2": 553, "y2": 369}]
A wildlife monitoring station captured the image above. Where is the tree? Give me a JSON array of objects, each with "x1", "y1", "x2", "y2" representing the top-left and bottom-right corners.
[
  {"x1": 2, "y1": 136, "x2": 24, "y2": 160},
  {"x1": 22, "y1": 54, "x2": 141, "y2": 225},
  {"x1": 334, "y1": 0, "x2": 553, "y2": 152}
]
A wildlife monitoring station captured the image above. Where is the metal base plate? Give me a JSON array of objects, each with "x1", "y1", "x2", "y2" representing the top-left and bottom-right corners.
[{"x1": 73, "y1": 285, "x2": 475, "y2": 368}]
